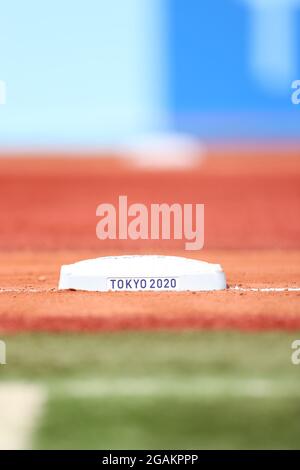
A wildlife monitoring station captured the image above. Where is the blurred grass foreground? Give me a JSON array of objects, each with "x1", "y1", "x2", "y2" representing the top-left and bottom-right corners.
[{"x1": 0, "y1": 331, "x2": 300, "y2": 449}]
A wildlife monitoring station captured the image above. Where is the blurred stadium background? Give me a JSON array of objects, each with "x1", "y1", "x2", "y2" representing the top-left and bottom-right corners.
[
  {"x1": 1, "y1": 0, "x2": 300, "y2": 148},
  {"x1": 0, "y1": 0, "x2": 300, "y2": 451}
]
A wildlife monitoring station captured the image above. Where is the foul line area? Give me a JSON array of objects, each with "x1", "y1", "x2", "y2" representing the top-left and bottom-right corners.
[{"x1": 0, "y1": 286, "x2": 300, "y2": 293}]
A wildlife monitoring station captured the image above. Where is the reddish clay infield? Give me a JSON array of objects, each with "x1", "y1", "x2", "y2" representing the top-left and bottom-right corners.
[{"x1": 0, "y1": 149, "x2": 300, "y2": 332}]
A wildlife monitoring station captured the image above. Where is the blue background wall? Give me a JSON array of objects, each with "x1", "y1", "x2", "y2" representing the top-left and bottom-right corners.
[{"x1": 168, "y1": 0, "x2": 300, "y2": 138}]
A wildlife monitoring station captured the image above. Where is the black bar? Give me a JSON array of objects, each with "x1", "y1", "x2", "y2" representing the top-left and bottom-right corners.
[{"x1": 0, "y1": 450, "x2": 297, "y2": 466}]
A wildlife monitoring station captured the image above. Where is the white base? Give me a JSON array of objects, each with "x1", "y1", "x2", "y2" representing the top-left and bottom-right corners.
[{"x1": 58, "y1": 255, "x2": 226, "y2": 292}]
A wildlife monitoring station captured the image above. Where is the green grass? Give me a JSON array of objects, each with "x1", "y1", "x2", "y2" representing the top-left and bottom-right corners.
[{"x1": 0, "y1": 331, "x2": 300, "y2": 449}]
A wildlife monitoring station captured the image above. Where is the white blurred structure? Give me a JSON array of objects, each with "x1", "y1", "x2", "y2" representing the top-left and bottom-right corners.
[
  {"x1": 0, "y1": 383, "x2": 45, "y2": 449},
  {"x1": 122, "y1": 133, "x2": 206, "y2": 169}
]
